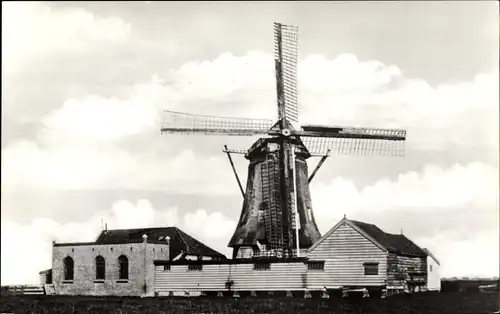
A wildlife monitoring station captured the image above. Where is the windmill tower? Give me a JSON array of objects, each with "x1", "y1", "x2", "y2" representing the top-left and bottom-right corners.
[{"x1": 161, "y1": 22, "x2": 406, "y2": 259}]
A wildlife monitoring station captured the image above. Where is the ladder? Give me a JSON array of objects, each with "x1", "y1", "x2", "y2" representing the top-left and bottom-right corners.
[{"x1": 261, "y1": 155, "x2": 285, "y2": 253}]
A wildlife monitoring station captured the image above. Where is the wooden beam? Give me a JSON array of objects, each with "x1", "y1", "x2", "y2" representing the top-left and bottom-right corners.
[
  {"x1": 223, "y1": 145, "x2": 245, "y2": 198},
  {"x1": 295, "y1": 130, "x2": 405, "y2": 141},
  {"x1": 308, "y1": 149, "x2": 331, "y2": 183}
]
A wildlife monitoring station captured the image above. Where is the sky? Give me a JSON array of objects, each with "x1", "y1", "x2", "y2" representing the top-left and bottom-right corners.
[{"x1": 1, "y1": 1, "x2": 499, "y2": 285}]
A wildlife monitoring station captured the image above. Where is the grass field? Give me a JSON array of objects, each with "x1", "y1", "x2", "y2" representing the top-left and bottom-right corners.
[{"x1": 1, "y1": 292, "x2": 498, "y2": 314}]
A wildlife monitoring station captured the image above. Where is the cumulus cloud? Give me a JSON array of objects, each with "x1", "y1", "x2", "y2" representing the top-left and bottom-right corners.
[
  {"x1": 2, "y1": 2, "x2": 131, "y2": 71},
  {"x1": 1, "y1": 199, "x2": 236, "y2": 285},
  {"x1": 2, "y1": 50, "x2": 497, "y2": 193}
]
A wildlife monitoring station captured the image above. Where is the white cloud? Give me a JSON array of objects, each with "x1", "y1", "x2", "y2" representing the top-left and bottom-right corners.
[
  {"x1": 311, "y1": 161, "x2": 499, "y2": 278},
  {"x1": 2, "y1": 2, "x2": 131, "y2": 71},
  {"x1": 1, "y1": 140, "x2": 136, "y2": 191},
  {"x1": 40, "y1": 95, "x2": 159, "y2": 145},
  {"x1": 3, "y1": 51, "x2": 497, "y2": 193},
  {"x1": 0, "y1": 199, "x2": 235, "y2": 285}
]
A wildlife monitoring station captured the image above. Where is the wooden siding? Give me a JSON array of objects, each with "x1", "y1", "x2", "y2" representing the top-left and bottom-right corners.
[
  {"x1": 426, "y1": 255, "x2": 441, "y2": 291},
  {"x1": 387, "y1": 253, "x2": 427, "y2": 289},
  {"x1": 308, "y1": 222, "x2": 387, "y2": 288},
  {"x1": 155, "y1": 262, "x2": 308, "y2": 292}
]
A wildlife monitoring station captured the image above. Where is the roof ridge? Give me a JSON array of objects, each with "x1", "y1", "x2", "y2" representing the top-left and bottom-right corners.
[
  {"x1": 105, "y1": 226, "x2": 176, "y2": 232},
  {"x1": 173, "y1": 227, "x2": 190, "y2": 255},
  {"x1": 174, "y1": 228, "x2": 225, "y2": 256}
]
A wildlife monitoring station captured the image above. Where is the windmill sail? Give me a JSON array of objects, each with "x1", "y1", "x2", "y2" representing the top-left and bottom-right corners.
[
  {"x1": 161, "y1": 110, "x2": 274, "y2": 136},
  {"x1": 300, "y1": 125, "x2": 407, "y2": 156},
  {"x1": 274, "y1": 23, "x2": 299, "y2": 126}
]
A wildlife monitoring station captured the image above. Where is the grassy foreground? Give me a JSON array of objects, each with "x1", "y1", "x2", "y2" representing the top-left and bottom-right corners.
[{"x1": 1, "y1": 291, "x2": 498, "y2": 314}]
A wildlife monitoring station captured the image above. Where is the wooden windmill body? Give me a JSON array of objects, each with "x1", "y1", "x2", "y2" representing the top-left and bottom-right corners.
[{"x1": 161, "y1": 23, "x2": 406, "y2": 259}]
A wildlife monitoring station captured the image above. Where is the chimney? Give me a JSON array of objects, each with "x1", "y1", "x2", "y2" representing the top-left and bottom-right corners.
[
  {"x1": 165, "y1": 236, "x2": 171, "y2": 259},
  {"x1": 105, "y1": 223, "x2": 108, "y2": 231}
]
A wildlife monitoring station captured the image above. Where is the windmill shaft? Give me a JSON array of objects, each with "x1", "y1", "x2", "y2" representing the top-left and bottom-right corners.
[{"x1": 291, "y1": 146, "x2": 300, "y2": 257}]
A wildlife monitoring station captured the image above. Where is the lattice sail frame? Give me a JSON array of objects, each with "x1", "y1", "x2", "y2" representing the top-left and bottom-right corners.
[
  {"x1": 161, "y1": 110, "x2": 274, "y2": 136},
  {"x1": 301, "y1": 137, "x2": 406, "y2": 157},
  {"x1": 274, "y1": 23, "x2": 299, "y2": 125}
]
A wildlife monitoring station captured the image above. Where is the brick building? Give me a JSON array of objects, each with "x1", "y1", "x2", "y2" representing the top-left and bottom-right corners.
[{"x1": 41, "y1": 226, "x2": 226, "y2": 296}]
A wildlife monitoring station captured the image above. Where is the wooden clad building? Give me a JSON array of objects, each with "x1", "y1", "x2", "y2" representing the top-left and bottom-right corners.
[
  {"x1": 423, "y1": 248, "x2": 441, "y2": 291},
  {"x1": 308, "y1": 218, "x2": 428, "y2": 292},
  {"x1": 153, "y1": 217, "x2": 433, "y2": 295}
]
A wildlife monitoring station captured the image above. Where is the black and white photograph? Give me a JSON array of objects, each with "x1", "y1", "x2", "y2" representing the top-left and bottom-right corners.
[{"x1": 1, "y1": 1, "x2": 499, "y2": 313}]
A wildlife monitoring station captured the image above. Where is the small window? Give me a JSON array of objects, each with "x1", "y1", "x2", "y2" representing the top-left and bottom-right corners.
[
  {"x1": 118, "y1": 255, "x2": 129, "y2": 280},
  {"x1": 164, "y1": 265, "x2": 171, "y2": 271},
  {"x1": 364, "y1": 262, "x2": 379, "y2": 275},
  {"x1": 253, "y1": 262, "x2": 270, "y2": 271},
  {"x1": 46, "y1": 270, "x2": 53, "y2": 284},
  {"x1": 63, "y1": 256, "x2": 74, "y2": 281},
  {"x1": 430, "y1": 265, "x2": 433, "y2": 272},
  {"x1": 188, "y1": 264, "x2": 202, "y2": 271},
  {"x1": 95, "y1": 256, "x2": 105, "y2": 280},
  {"x1": 307, "y1": 261, "x2": 325, "y2": 271}
]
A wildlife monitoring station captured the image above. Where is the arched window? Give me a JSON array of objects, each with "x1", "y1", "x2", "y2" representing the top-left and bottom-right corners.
[
  {"x1": 95, "y1": 256, "x2": 105, "y2": 280},
  {"x1": 63, "y1": 256, "x2": 74, "y2": 281},
  {"x1": 118, "y1": 255, "x2": 128, "y2": 280}
]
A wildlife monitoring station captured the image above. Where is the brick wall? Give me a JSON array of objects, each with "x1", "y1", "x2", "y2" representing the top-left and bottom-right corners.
[{"x1": 52, "y1": 238, "x2": 169, "y2": 296}]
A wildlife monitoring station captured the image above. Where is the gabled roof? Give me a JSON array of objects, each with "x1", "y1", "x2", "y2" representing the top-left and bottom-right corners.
[
  {"x1": 350, "y1": 220, "x2": 427, "y2": 257},
  {"x1": 94, "y1": 227, "x2": 226, "y2": 260},
  {"x1": 308, "y1": 217, "x2": 427, "y2": 258},
  {"x1": 422, "y1": 248, "x2": 440, "y2": 265}
]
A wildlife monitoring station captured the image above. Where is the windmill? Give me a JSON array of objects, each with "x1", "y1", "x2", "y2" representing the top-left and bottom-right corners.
[{"x1": 161, "y1": 22, "x2": 406, "y2": 259}]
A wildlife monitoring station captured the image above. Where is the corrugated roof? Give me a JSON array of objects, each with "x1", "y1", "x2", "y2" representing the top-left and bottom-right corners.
[
  {"x1": 350, "y1": 220, "x2": 427, "y2": 257},
  {"x1": 94, "y1": 227, "x2": 226, "y2": 259}
]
